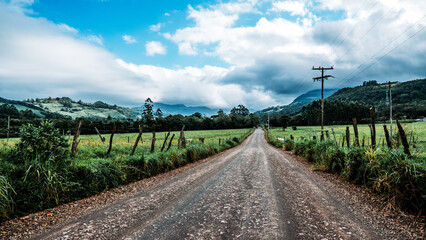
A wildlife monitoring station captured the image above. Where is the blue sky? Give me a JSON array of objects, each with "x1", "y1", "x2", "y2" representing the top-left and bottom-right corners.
[{"x1": 0, "y1": 0, "x2": 425, "y2": 109}]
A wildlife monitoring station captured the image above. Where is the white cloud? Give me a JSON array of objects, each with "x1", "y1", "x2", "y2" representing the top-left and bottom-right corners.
[
  {"x1": 57, "y1": 23, "x2": 78, "y2": 34},
  {"x1": 145, "y1": 41, "x2": 167, "y2": 56},
  {"x1": 122, "y1": 34, "x2": 137, "y2": 44},
  {"x1": 1, "y1": 0, "x2": 425, "y2": 110},
  {"x1": 117, "y1": 61, "x2": 277, "y2": 108},
  {"x1": 149, "y1": 23, "x2": 162, "y2": 32},
  {"x1": 164, "y1": 12, "x2": 170, "y2": 16},
  {"x1": 271, "y1": 1, "x2": 307, "y2": 16},
  {"x1": 164, "y1": 0, "x2": 426, "y2": 96},
  {"x1": 85, "y1": 34, "x2": 103, "y2": 45},
  {"x1": 177, "y1": 42, "x2": 197, "y2": 55}
]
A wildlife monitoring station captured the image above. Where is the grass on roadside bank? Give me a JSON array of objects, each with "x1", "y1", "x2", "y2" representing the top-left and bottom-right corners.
[
  {"x1": 0, "y1": 121, "x2": 254, "y2": 222},
  {"x1": 265, "y1": 126, "x2": 425, "y2": 216}
]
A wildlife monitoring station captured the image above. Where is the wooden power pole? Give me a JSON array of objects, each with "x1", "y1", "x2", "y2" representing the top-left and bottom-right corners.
[
  {"x1": 312, "y1": 66, "x2": 334, "y2": 140},
  {"x1": 7, "y1": 116, "x2": 10, "y2": 142}
]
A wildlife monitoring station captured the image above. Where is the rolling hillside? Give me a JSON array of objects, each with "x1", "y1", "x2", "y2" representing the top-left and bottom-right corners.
[
  {"x1": 256, "y1": 88, "x2": 338, "y2": 116},
  {"x1": 328, "y1": 78, "x2": 425, "y2": 118},
  {"x1": 0, "y1": 97, "x2": 222, "y2": 120}
]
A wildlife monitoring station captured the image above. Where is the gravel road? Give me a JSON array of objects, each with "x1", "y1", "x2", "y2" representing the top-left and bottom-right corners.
[{"x1": 5, "y1": 129, "x2": 424, "y2": 239}]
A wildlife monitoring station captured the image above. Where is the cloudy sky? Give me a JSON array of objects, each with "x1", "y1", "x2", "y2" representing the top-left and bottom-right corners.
[{"x1": 0, "y1": 0, "x2": 425, "y2": 110}]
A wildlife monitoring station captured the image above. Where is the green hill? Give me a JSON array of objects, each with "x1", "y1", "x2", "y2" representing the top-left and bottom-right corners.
[
  {"x1": 256, "y1": 88, "x2": 338, "y2": 116},
  {"x1": 0, "y1": 97, "x2": 140, "y2": 120},
  {"x1": 25, "y1": 97, "x2": 140, "y2": 120},
  {"x1": 328, "y1": 79, "x2": 426, "y2": 119}
]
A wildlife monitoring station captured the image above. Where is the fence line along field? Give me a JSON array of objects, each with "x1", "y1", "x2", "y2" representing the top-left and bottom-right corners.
[
  {"x1": 0, "y1": 121, "x2": 254, "y2": 222},
  {"x1": 265, "y1": 121, "x2": 425, "y2": 214},
  {"x1": 268, "y1": 121, "x2": 425, "y2": 159}
]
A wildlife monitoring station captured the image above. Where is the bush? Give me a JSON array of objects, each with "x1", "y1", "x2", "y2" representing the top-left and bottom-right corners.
[
  {"x1": 367, "y1": 149, "x2": 425, "y2": 212},
  {"x1": 0, "y1": 176, "x2": 14, "y2": 221},
  {"x1": 13, "y1": 120, "x2": 69, "y2": 164},
  {"x1": 343, "y1": 147, "x2": 370, "y2": 184},
  {"x1": 284, "y1": 139, "x2": 294, "y2": 151},
  {"x1": 6, "y1": 121, "x2": 70, "y2": 216}
]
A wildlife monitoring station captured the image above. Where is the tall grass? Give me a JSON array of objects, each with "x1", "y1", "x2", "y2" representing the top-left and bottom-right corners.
[{"x1": 265, "y1": 130, "x2": 425, "y2": 215}]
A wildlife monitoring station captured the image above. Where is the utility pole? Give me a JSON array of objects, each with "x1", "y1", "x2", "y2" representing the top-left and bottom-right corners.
[
  {"x1": 267, "y1": 114, "x2": 270, "y2": 132},
  {"x1": 7, "y1": 116, "x2": 10, "y2": 141},
  {"x1": 312, "y1": 66, "x2": 334, "y2": 140}
]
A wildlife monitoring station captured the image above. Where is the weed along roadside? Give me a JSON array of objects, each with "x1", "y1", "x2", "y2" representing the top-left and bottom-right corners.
[
  {"x1": 264, "y1": 123, "x2": 426, "y2": 216},
  {"x1": 0, "y1": 120, "x2": 254, "y2": 222}
]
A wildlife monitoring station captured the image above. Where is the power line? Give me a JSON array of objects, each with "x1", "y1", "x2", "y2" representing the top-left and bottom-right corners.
[
  {"x1": 334, "y1": 16, "x2": 426, "y2": 87},
  {"x1": 291, "y1": 0, "x2": 377, "y2": 92},
  {"x1": 344, "y1": 24, "x2": 426, "y2": 83}
]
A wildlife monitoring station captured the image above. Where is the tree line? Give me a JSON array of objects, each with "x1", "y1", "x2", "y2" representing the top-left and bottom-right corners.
[{"x1": 0, "y1": 100, "x2": 260, "y2": 138}]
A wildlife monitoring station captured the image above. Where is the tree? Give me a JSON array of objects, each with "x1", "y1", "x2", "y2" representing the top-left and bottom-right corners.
[
  {"x1": 279, "y1": 114, "x2": 290, "y2": 129},
  {"x1": 142, "y1": 98, "x2": 154, "y2": 121},
  {"x1": 155, "y1": 108, "x2": 163, "y2": 118},
  {"x1": 230, "y1": 105, "x2": 249, "y2": 116}
]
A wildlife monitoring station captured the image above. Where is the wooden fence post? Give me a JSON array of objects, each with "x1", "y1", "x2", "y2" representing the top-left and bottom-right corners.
[
  {"x1": 130, "y1": 125, "x2": 144, "y2": 156},
  {"x1": 413, "y1": 136, "x2": 418, "y2": 148},
  {"x1": 161, "y1": 131, "x2": 171, "y2": 152},
  {"x1": 94, "y1": 127, "x2": 105, "y2": 143},
  {"x1": 396, "y1": 120, "x2": 411, "y2": 156},
  {"x1": 331, "y1": 128, "x2": 337, "y2": 144},
  {"x1": 199, "y1": 138, "x2": 205, "y2": 144},
  {"x1": 352, "y1": 118, "x2": 360, "y2": 147},
  {"x1": 167, "y1": 134, "x2": 175, "y2": 151},
  {"x1": 151, "y1": 130, "x2": 156, "y2": 153},
  {"x1": 362, "y1": 138, "x2": 365, "y2": 148},
  {"x1": 341, "y1": 136, "x2": 345, "y2": 147},
  {"x1": 383, "y1": 125, "x2": 392, "y2": 149},
  {"x1": 70, "y1": 118, "x2": 83, "y2": 158},
  {"x1": 290, "y1": 135, "x2": 294, "y2": 140},
  {"x1": 106, "y1": 122, "x2": 116, "y2": 157},
  {"x1": 345, "y1": 127, "x2": 350, "y2": 148},
  {"x1": 370, "y1": 107, "x2": 376, "y2": 149},
  {"x1": 312, "y1": 136, "x2": 316, "y2": 140},
  {"x1": 178, "y1": 125, "x2": 185, "y2": 148},
  {"x1": 325, "y1": 130, "x2": 330, "y2": 140}
]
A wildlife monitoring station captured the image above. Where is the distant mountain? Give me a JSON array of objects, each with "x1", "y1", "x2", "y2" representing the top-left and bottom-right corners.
[
  {"x1": 292, "y1": 89, "x2": 339, "y2": 103},
  {"x1": 134, "y1": 102, "x2": 219, "y2": 116},
  {"x1": 256, "y1": 88, "x2": 339, "y2": 116}
]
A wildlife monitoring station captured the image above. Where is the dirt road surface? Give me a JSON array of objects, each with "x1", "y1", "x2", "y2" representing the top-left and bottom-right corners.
[{"x1": 2, "y1": 129, "x2": 424, "y2": 239}]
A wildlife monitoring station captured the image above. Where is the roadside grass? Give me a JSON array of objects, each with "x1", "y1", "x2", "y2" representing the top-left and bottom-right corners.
[
  {"x1": 0, "y1": 124, "x2": 254, "y2": 221},
  {"x1": 265, "y1": 122, "x2": 425, "y2": 215}
]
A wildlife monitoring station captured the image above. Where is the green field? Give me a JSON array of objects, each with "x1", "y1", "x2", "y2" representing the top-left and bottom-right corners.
[{"x1": 268, "y1": 122, "x2": 425, "y2": 159}]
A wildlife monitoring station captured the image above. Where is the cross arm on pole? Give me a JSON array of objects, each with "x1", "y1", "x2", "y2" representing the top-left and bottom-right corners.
[{"x1": 313, "y1": 75, "x2": 334, "y2": 81}]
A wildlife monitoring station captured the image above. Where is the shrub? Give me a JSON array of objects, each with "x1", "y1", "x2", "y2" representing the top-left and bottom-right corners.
[
  {"x1": 284, "y1": 139, "x2": 294, "y2": 151},
  {"x1": 343, "y1": 147, "x2": 370, "y2": 184},
  {"x1": 120, "y1": 155, "x2": 146, "y2": 183},
  {"x1": 13, "y1": 120, "x2": 69, "y2": 164},
  {"x1": 186, "y1": 143, "x2": 210, "y2": 163},
  {"x1": 7, "y1": 121, "x2": 70, "y2": 216},
  {"x1": 367, "y1": 149, "x2": 425, "y2": 212},
  {"x1": 0, "y1": 176, "x2": 14, "y2": 221}
]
